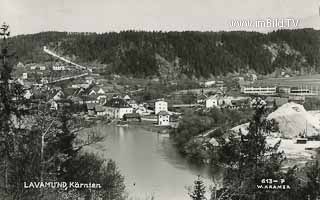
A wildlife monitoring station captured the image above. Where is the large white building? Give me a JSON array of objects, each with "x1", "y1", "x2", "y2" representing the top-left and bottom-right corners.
[
  {"x1": 52, "y1": 65, "x2": 66, "y2": 71},
  {"x1": 241, "y1": 86, "x2": 277, "y2": 95},
  {"x1": 155, "y1": 100, "x2": 168, "y2": 115},
  {"x1": 104, "y1": 98, "x2": 133, "y2": 119}
]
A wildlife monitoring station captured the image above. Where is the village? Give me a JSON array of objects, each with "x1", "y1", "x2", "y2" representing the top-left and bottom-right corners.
[
  {"x1": 2, "y1": 32, "x2": 320, "y2": 200},
  {"x1": 9, "y1": 46, "x2": 320, "y2": 171},
  {"x1": 12, "y1": 56, "x2": 320, "y2": 121}
]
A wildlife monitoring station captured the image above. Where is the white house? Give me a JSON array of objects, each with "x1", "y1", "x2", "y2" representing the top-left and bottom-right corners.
[
  {"x1": 104, "y1": 98, "x2": 133, "y2": 119},
  {"x1": 135, "y1": 105, "x2": 149, "y2": 116},
  {"x1": 201, "y1": 80, "x2": 216, "y2": 88},
  {"x1": 88, "y1": 87, "x2": 107, "y2": 104},
  {"x1": 17, "y1": 62, "x2": 24, "y2": 68},
  {"x1": 30, "y1": 66, "x2": 37, "y2": 70},
  {"x1": 123, "y1": 95, "x2": 131, "y2": 101},
  {"x1": 88, "y1": 86, "x2": 105, "y2": 96},
  {"x1": 52, "y1": 91, "x2": 64, "y2": 101},
  {"x1": 205, "y1": 95, "x2": 219, "y2": 108},
  {"x1": 97, "y1": 96, "x2": 107, "y2": 105},
  {"x1": 158, "y1": 111, "x2": 170, "y2": 126},
  {"x1": 22, "y1": 73, "x2": 28, "y2": 80},
  {"x1": 155, "y1": 100, "x2": 168, "y2": 115},
  {"x1": 50, "y1": 100, "x2": 58, "y2": 110},
  {"x1": 39, "y1": 66, "x2": 46, "y2": 71},
  {"x1": 127, "y1": 99, "x2": 138, "y2": 109},
  {"x1": 53, "y1": 65, "x2": 65, "y2": 71},
  {"x1": 251, "y1": 74, "x2": 258, "y2": 81},
  {"x1": 97, "y1": 88, "x2": 105, "y2": 94},
  {"x1": 24, "y1": 90, "x2": 32, "y2": 100}
]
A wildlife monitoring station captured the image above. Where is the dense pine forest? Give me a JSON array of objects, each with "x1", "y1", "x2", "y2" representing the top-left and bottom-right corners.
[{"x1": 7, "y1": 29, "x2": 320, "y2": 78}]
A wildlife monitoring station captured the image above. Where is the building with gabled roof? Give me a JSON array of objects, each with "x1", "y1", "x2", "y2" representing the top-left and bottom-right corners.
[
  {"x1": 197, "y1": 93, "x2": 208, "y2": 104},
  {"x1": 104, "y1": 98, "x2": 133, "y2": 119},
  {"x1": 52, "y1": 90, "x2": 64, "y2": 101},
  {"x1": 123, "y1": 94, "x2": 131, "y2": 101}
]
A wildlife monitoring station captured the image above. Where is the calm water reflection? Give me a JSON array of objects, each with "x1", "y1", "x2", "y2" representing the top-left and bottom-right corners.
[{"x1": 86, "y1": 125, "x2": 220, "y2": 200}]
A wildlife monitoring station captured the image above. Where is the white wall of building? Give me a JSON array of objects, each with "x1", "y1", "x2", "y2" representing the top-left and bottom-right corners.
[
  {"x1": 241, "y1": 87, "x2": 276, "y2": 95},
  {"x1": 22, "y1": 73, "x2": 28, "y2": 79},
  {"x1": 53, "y1": 66, "x2": 66, "y2": 71},
  {"x1": 106, "y1": 107, "x2": 133, "y2": 119},
  {"x1": 205, "y1": 97, "x2": 218, "y2": 108},
  {"x1": 155, "y1": 101, "x2": 168, "y2": 114},
  {"x1": 118, "y1": 108, "x2": 133, "y2": 119},
  {"x1": 158, "y1": 115, "x2": 170, "y2": 126}
]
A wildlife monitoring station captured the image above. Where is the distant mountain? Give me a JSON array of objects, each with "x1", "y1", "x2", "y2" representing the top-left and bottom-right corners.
[{"x1": 6, "y1": 29, "x2": 320, "y2": 78}]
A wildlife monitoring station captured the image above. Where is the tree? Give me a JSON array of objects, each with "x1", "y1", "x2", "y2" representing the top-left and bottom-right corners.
[
  {"x1": 100, "y1": 160, "x2": 126, "y2": 200},
  {"x1": 304, "y1": 161, "x2": 320, "y2": 200},
  {"x1": 64, "y1": 153, "x2": 126, "y2": 200},
  {"x1": 0, "y1": 22, "x2": 26, "y2": 197},
  {"x1": 189, "y1": 175, "x2": 207, "y2": 200},
  {"x1": 217, "y1": 98, "x2": 296, "y2": 200}
]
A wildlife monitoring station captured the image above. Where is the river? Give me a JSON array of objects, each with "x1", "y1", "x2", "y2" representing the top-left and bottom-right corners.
[{"x1": 84, "y1": 125, "x2": 221, "y2": 200}]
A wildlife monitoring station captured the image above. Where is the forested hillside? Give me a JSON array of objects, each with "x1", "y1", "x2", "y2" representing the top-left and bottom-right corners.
[{"x1": 7, "y1": 29, "x2": 320, "y2": 78}]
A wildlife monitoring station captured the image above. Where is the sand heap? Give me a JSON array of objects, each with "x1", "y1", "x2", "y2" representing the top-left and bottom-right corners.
[{"x1": 267, "y1": 102, "x2": 320, "y2": 138}]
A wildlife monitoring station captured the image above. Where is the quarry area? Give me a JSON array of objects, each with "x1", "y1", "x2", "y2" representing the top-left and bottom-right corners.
[{"x1": 232, "y1": 102, "x2": 320, "y2": 167}]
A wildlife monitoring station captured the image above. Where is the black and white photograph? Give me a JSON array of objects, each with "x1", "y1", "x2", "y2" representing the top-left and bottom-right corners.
[{"x1": 1, "y1": 0, "x2": 320, "y2": 199}]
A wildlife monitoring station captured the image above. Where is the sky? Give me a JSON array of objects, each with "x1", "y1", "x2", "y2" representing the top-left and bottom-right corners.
[{"x1": 1, "y1": 0, "x2": 320, "y2": 35}]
